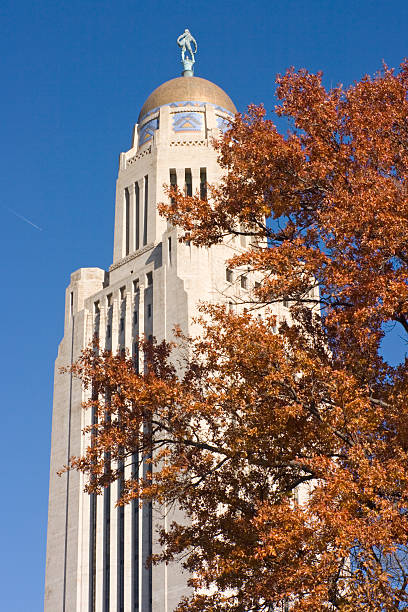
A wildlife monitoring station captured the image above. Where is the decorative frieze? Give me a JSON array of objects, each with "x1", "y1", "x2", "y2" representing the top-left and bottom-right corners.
[
  {"x1": 127, "y1": 145, "x2": 152, "y2": 166},
  {"x1": 109, "y1": 242, "x2": 154, "y2": 272},
  {"x1": 169, "y1": 140, "x2": 208, "y2": 147}
]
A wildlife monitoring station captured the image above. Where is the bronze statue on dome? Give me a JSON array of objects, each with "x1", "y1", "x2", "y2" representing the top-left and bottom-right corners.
[{"x1": 177, "y1": 29, "x2": 197, "y2": 75}]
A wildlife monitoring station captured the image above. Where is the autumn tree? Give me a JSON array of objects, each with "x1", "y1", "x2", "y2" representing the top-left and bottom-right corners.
[{"x1": 68, "y1": 61, "x2": 408, "y2": 610}]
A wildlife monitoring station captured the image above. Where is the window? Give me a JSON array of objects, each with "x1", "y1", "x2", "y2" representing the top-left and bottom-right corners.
[
  {"x1": 94, "y1": 300, "x2": 100, "y2": 314},
  {"x1": 240, "y1": 275, "x2": 247, "y2": 290},
  {"x1": 185, "y1": 168, "x2": 192, "y2": 197},
  {"x1": 103, "y1": 474, "x2": 110, "y2": 609},
  {"x1": 283, "y1": 299, "x2": 289, "y2": 308},
  {"x1": 107, "y1": 324, "x2": 111, "y2": 338},
  {"x1": 133, "y1": 311, "x2": 138, "y2": 325},
  {"x1": 143, "y1": 175, "x2": 148, "y2": 246},
  {"x1": 170, "y1": 169, "x2": 177, "y2": 204},
  {"x1": 120, "y1": 318, "x2": 124, "y2": 332},
  {"x1": 120, "y1": 286, "x2": 126, "y2": 300},
  {"x1": 170, "y1": 169, "x2": 177, "y2": 188},
  {"x1": 147, "y1": 304, "x2": 152, "y2": 318},
  {"x1": 135, "y1": 182, "x2": 140, "y2": 251},
  {"x1": 168, "y1": 237, "x2": 172, "y2": 265},
  {"x1": 125, "y1": 188, "x2": 130, "y2": 256},
  {"x1": 133, "y1": 279, "x2": 139, "y2": 292},
  {"x1": 70, "y1": 292, "x2": 74, "y2": 317},
  {"x1": 107, "y1": 293, "x2": 112, "y2": 307},
  {"x1": 146, "y1": 271, "x2": 153, "y2": 286},
  {"x1": 254, "y1": 281, "x2": 261, "y2": 289},
  {"x1": 118, "y1": 462, "x2": 125, "y2": 611},
  {"x1": 133, "y1": 344, "x2": 140, "y2": 374},
  {"x1": 200, "y1": 168, "x2": 207, "y2": 200},
  {"x1": 226, "y1": 268, "x2": 233, "y2": 283}
]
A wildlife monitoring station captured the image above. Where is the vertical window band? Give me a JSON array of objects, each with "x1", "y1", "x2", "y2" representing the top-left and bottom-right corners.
[
  {"x1": 117, "y1": 461, "x2": 125, "y2": 612},
  {"x1": 185, "y1": 168, "x2": 192, "y2": 197},
  {"x1": 200, "y1": 168, "x2": 207, "y2": 200},
  {"x1": 89, "y1": 392, "x2": 98, "y2": 612},
  {"x1": 103, "y1": 398, "x2": 111, "y2": 612},
  {"x1": 143, "y1": 176, "x2": 148, "y2": 246},
  {"x1": 169, "y1": 169, "x2": 177, "y2": 204},
  {"x1": 131, "y1": 343, "x2": 140, "y2": 610},
  {"x1": 125, "y1": 188, "x2": 130, "y2": 256},
  {"x1": 135, "y1": 183, "x2": 140, "y2": 251}
]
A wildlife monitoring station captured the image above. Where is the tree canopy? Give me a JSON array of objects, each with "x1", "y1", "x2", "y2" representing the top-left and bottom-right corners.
[{"x1": 68, "y1": 61, "x2": 408, "y2": 611}]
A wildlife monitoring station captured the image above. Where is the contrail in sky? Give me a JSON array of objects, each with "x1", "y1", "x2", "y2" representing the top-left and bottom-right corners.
[{"x1": 5, "y1": 207, "x2": 43, "y2": 231}]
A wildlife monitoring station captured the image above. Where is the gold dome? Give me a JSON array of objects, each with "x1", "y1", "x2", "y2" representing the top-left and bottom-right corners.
[{"x1": 138, "y1": 76, "x2": 236, "y2": 122}]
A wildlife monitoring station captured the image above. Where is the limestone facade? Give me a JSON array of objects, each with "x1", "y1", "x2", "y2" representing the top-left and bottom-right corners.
[{"x1": 45, "y1": 75, "x2": 285, "y2": 612}]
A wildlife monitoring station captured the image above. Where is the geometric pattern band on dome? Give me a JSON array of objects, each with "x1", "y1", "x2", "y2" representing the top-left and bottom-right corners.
[
  {"x1": 137, "y1": 100, "x2": 234, "y2": 146},
  {"x1": 139, "y1": 100, "x2": 234, "y2": 124},
  {"x1": 172, "y1": 111, "x2": 203, "y2": 133},
  {"x1": 138, "y1": 117, "x2": 159, "y2": 145}
]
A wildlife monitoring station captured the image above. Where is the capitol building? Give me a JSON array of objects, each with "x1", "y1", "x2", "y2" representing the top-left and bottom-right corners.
[{"x1": 45, "y1": 34, "x2": 279, "y2": 612}]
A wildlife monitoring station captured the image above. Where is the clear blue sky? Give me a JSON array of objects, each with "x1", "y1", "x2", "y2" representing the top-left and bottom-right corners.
[{"x1": 0, "y1": 1, "x2": 407, "y2": 609}]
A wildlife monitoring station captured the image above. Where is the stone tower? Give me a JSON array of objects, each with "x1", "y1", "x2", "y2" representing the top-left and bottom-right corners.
[{"x1": 44, "y1": 64, "x2": 251, "y2": 611}]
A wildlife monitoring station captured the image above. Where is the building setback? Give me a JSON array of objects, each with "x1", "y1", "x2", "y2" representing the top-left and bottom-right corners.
[{"x1": 45, "y1": 54, "x2": 281, "y2": 611}]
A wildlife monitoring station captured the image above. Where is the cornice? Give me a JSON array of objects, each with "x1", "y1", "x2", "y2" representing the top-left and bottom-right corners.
[{"x1": 109, "y1": 242, "x2": 154, "y2": 272}]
